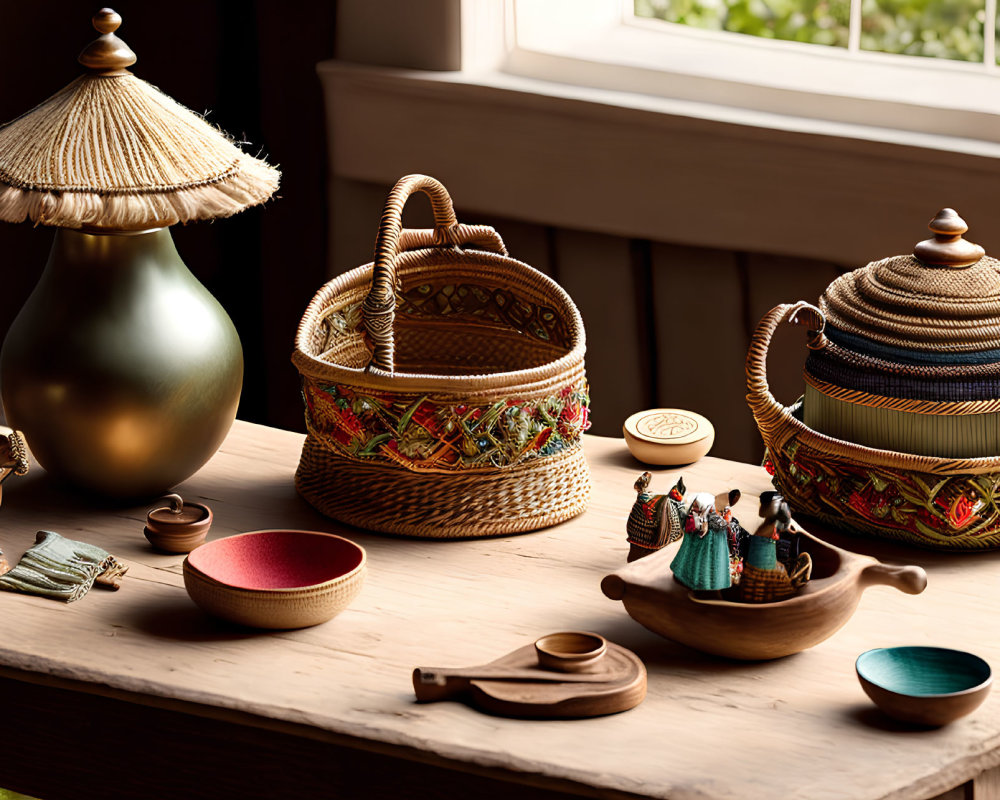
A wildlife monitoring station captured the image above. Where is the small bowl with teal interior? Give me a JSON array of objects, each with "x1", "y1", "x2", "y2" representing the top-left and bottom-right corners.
[{"x1": 856, "y1": 646, "x2": 992, "y2": 726}]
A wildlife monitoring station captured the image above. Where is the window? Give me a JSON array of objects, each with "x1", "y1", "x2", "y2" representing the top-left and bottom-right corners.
[
  {"x1": 502, "y1": 0, "x2": 1000, "y2": 146},
  {"x1": 634, "y1": 0, "x2": 995, "y2": 65}
]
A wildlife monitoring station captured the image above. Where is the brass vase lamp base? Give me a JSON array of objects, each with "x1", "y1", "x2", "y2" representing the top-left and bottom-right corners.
[{"x1": 0, "y1": 227, "x2": 243, "y2": 498}]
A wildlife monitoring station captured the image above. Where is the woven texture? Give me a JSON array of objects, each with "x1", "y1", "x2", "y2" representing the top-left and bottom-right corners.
[
  {"x1": 820, "y1": 254, "x2": 1000, "y2": 352},
  {"x1": 183, "y1": 560, "x2": 364, "y2": 629},
  {"x1": 292, "y1": 175, "x2": 590, "y2": 538},
  {"x1": 296, "y1": 436, "x2": 590, "y2": 538},
  {"x1": 805, "y1": 350, "x2": 1000, "y2": 402},
  {"x1": 748, "y1": 303, "x2": 1000, "y2": 550},
  {"x1": 0, "y1": 73, "x2": 279, "y2": 229},
  {"x1": 802, "y1": 383, "x2": 1000, "y2": 458}
]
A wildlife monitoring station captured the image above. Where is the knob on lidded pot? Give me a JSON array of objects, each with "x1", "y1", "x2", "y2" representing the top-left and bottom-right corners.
[
  {"x1": 912, "y1": 208, "x2": 985, "y2": 267},
  {"x1": 0, "y1": 9, "x2": 280, "y2": 497}
]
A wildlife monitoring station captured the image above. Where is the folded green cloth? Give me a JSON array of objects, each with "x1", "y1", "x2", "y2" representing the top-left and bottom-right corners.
[{"x1": 0, "y1": 531, "x2": 128, "y2": 602}]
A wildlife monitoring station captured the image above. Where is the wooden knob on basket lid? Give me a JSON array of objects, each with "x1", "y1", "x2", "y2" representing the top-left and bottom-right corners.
[{"x1": 913, "y1": 209, "x2": 984, "y2": 268}]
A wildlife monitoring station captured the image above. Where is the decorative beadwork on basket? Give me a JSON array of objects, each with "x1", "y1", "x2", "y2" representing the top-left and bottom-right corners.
[
  {"x1": 302, "y1": 378, "x2": 590, "y2": 471},
  {"x1": 764, "y1": 443, "x2": 1000, "y2": 548}
]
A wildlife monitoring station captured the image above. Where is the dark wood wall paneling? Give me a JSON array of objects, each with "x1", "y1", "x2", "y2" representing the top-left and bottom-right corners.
[{"x1": 0, "y1": 2, "x2": 336, "y2": 433}]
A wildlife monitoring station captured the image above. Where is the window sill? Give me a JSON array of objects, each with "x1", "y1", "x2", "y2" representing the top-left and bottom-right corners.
[
  {"x1": 319, "y1": 60, "x2": 1000, "y2": 265},
  {"x1": 508, "y1": 12, "x2": 1000, "y2": 144}
]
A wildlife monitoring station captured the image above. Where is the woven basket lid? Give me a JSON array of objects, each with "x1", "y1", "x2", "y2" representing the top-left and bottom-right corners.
[
  {"x1": 819, "y1": 208, "x2": 1000, "y2": 353},
  {"x1": 0, "y1": 9, "x2": 279, "y2": 231}
]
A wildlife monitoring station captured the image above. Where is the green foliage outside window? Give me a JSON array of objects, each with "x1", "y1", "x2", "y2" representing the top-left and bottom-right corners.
[{"x1": 635, "y1": 0, "x2": 987, "y2": 62}]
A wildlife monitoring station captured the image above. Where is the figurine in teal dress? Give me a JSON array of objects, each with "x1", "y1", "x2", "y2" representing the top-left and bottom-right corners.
[{"x1": 670, "y1": 492, "x2": 731, "y2": 593}]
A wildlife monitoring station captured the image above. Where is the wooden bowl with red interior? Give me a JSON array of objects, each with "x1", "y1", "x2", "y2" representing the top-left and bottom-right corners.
[{"x1": 183, "y1": 530, "x2": 366, "y2": 629}]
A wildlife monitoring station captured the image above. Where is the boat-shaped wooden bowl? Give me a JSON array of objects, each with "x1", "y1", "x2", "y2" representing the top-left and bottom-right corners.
[{"x1": 602, "y1": 529, "x2": 927, "y2": 660}]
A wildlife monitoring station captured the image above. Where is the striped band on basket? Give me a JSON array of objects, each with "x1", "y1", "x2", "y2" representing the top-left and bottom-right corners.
[
  {"x1": 807, "y1": 336, "x2": 1000, "y2": 378},
  {"x1": 823, "y1": 325, "x2": 1000, "y2": 365},
  {"x1": 302, "y1": 378, "x2": 591, "y2": 472},
  {"x1": 804, "y1": 371, "x2": 1000, "y2": 417},
  {"x1": 804, "y1": 361, "x2": 1000, "y2": 406}
]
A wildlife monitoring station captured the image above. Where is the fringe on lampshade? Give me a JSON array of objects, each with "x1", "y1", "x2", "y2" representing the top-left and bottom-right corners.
[{"x1": 0, "y1": 73, "x2": 280, "y2": 230}]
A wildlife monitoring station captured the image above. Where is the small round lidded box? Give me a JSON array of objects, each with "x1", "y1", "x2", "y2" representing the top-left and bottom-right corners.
[
  {"x1": 623, "y1": 408, "x2": 714, "y2": 465},
  {"x1": 748, "y1": 209, "x2": 1000, "y2": 550}
]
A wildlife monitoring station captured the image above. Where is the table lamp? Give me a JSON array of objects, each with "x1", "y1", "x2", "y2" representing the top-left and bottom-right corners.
[{"x1": 0, "y1": 8, "x2": 279, "y2": 497}]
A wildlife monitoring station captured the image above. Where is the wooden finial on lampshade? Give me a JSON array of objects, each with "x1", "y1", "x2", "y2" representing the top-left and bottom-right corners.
[
  {"x1": 913, "y1": 208, "x2": 985, "y2": 268},
  {"x1": 78, "y1": 8, "x2": 137, "y2": 73}
]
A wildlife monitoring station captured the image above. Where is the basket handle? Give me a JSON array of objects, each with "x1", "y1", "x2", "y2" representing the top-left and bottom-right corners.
[
  {"x1": 364, "y1": 174, "x2": 508, "y2": 373},
  {"x1": 745, "y1": 302, "x2": 827, "y2": 436}
]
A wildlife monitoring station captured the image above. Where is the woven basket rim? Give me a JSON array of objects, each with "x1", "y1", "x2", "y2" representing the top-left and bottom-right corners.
[{"x1": 293, "y1": 247, "x2": 586, "y2": 394}]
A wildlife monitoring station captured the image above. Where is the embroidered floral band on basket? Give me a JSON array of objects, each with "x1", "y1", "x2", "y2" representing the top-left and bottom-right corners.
[{"x1": 292, "y1": 175, "x2": 591, "y2": 538}]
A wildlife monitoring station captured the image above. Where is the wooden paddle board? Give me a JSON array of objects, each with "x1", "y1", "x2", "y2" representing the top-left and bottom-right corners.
[{"x1": 414, "y1": 642, "x2": 646, "y2": 719}]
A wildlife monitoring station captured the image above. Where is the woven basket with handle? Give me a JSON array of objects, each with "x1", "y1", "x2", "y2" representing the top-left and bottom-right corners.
[{"x1": 292, "y1": 175, "x2": 591, "y2": 538}]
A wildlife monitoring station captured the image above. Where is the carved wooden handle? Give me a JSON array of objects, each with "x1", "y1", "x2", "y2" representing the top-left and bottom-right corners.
[{"x1": 860, "y1": 563, "x2": 928, "y2": 595}]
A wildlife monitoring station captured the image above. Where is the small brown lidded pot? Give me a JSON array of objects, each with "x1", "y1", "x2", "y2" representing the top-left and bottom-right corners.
[{"x1": 144, "y1": 493, "x2": 213, "y2": 553}]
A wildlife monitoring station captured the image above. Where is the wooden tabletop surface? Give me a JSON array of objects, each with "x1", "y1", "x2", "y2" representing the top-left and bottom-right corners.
[{"x1": 0, "y1": 421, "x2": 997, "y2": 800}]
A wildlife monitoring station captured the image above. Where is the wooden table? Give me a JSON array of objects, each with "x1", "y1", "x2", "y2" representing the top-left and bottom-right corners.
[{"x1": 0, "y1": 421, "x2": 998, "y2": 800}]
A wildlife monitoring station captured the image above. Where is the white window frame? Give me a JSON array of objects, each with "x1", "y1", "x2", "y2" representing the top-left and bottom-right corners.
[{"x1": 471, "y1": 0, "x2": 1000, "y2": 148}]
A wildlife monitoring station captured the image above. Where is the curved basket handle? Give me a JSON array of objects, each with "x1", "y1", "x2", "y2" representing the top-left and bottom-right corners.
[
  {"x1": 396, "y1": 226, "x2": 507, "y2": 257},
  {"x1": 364, "y1": 174, "x2": 509, "y2": 373},
  {"x1": 745, "y1": 302, "x2": 827, "y2": 436}
]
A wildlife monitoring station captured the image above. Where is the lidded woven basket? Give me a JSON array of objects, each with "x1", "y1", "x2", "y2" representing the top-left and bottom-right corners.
[
  {"x1": 292, "y1": 174, "x2": 591, "y2": 538},
  {"x1": 805, "y1": 208, "x2": 1000, "y2": 457},
  {"x1": 748, "y1": 208, "x2": 1000, "y2": 550}
]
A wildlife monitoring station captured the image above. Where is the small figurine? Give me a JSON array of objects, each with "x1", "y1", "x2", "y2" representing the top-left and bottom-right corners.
[
  {"x1": 625, "y1": 472, "x2": 686, "y2": 562},
  {"x1": 721, "y1": 500, "x2": 750, "y2": 585},
  {"x1": 670, "y1": 492, "x2": 732, "y2": 594},
  {"x1": 738, "y1": 492, "x2": 812, "y2": 604}
]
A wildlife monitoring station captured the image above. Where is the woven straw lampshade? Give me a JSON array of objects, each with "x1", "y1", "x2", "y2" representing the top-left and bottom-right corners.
[{"x1": 0, "y1": 8, "x2": 279, "y2": 231}]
